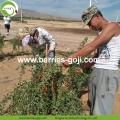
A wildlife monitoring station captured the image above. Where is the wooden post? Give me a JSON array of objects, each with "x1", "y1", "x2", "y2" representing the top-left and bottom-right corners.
[{"x1": 46, "y1": 44, "x2": 48, "y2": 62}]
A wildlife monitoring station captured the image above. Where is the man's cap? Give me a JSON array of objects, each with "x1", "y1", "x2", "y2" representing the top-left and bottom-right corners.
[
  {"x1": 29, "y1": 27, "x2": 36, "y2": 35},
  {"x1": 17, "y1": 27, "x2": 30, "y2": 40},
  {"x1": 81, "y1": 5, "x2": 100, "y2": 28},
  {"x1": 17, "y1": 27, "x2": 36, "y2": 40}
]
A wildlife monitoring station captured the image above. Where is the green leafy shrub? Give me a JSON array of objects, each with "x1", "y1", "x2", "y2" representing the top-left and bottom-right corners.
[
  {"x1": 0, "y1": 37, "x2": 92, "y2": 115},
  {"x1": 0, "y1": 61, "x2": 91, "y2": 115},
  {"x1": 9, "y1": 38, "x2": 22, "y2": 54},
  {"x1": 0, "y1": 34, "x2": 5, "y2": 54}
]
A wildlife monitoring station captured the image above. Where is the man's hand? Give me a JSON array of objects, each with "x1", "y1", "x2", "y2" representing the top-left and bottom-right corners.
[
  {"x1": 47, "y1": 50, "x2": 53, "y2": 54},
  {"x1": 63, "y1": 57, "x2": 71, "y2": 67}
]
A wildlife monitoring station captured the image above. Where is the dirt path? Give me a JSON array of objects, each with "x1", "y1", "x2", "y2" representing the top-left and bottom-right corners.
[{"x1": 0, "y1": 20, "x2": 120, "y2": 115}]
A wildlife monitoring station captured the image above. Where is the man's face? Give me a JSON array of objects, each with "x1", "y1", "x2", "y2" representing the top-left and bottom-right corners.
[
  {"x1": 32, "y1": 38, "x2": 39, "y2": 44},
  {"x1": 87, "y1": 14, "x2": 101, "y2": 31}
]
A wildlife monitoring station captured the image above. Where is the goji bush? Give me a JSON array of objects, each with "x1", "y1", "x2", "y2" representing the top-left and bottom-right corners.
[
  {"x1": 0, "y1": 62, "x2": 91, "y2": 115},
  {"x1": 0, "y1": 36, "x2": 92, "y2": 115},
  {"x1": 0, "y1": 34, "x2": 5, "y2": 54}
]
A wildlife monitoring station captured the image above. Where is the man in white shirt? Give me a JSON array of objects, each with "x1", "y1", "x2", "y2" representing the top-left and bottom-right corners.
[
  {"x1": 63, "y1": 6, "x2": 120, "y2": 115},
  {"x1": 17, "y1": 27, "x2": 56, "y2": 60},
  {"x1": 17, "y1": 27, "x2": 57, "y2": 75},
  {"x1": 3, "y1": 16, "x2": 11, "y2": 35}
]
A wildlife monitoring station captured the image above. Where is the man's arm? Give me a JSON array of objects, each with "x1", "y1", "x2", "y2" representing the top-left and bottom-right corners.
[
  {"x1": 63, "y1": 22, "x2": 118, "y2": 67},
  {"x1": 42, "y1": 29, "x2": 56, "y2": 53},
  {"x1": 3, "y1": 17, "x2": 5, "y2": 21},
  {"x1": 9, "y1": 17, "x2": 11, "y2": 23},
  {"x1": 80, "y1": 49, "x2": 98, "y2": 70}
]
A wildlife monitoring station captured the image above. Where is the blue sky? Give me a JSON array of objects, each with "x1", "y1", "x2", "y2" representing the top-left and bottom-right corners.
[{"x1": 0, "y1": 0, "x2": 120, "y2": 21}]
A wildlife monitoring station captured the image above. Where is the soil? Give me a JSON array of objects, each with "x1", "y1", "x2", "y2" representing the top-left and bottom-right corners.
[{"x1": 0, "y1": 20, "x2": 120, "y2": 115}]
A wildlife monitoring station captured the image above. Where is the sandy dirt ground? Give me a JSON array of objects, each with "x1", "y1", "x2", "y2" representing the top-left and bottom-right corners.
[{"x1": 0, "y1": 20, "x2": 120, "y2": 115}]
